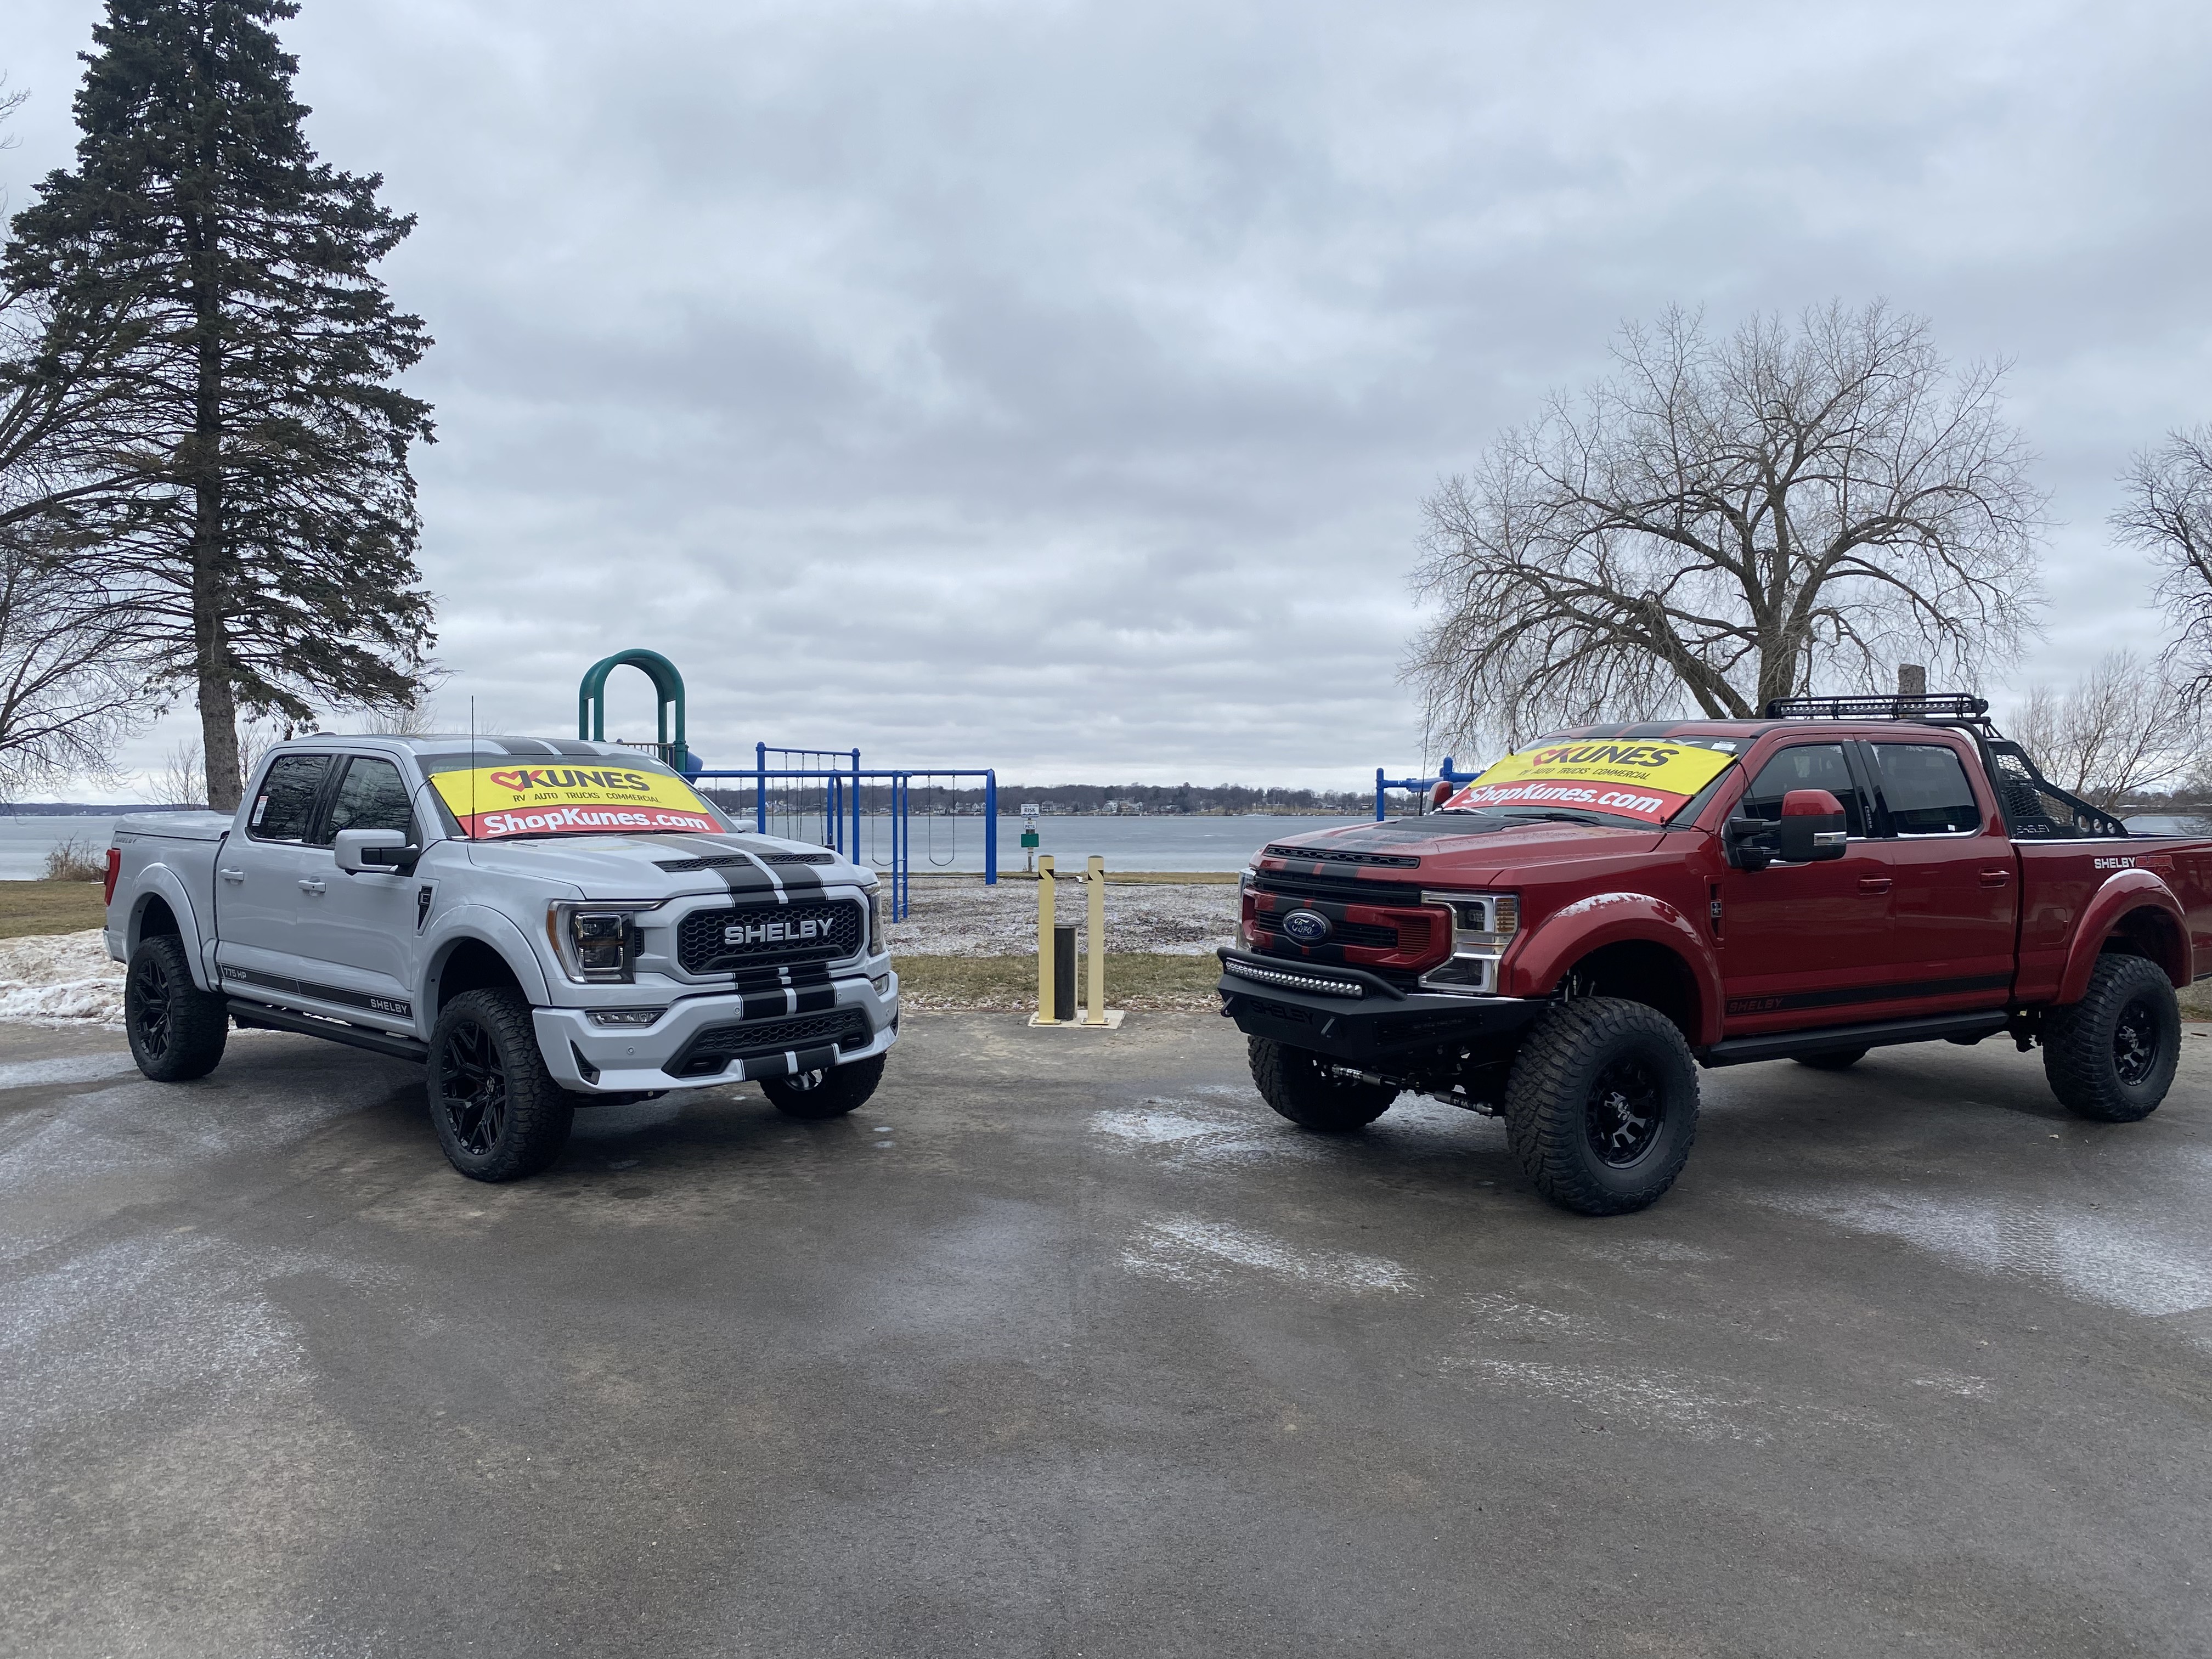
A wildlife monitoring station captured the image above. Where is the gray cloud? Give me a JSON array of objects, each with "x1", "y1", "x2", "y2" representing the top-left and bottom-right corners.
[{"x1": 5, "y1": 0, "x2": 2209, "y2": 793}]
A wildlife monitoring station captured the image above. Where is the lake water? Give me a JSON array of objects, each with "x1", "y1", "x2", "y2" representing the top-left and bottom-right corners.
[
  {"x1": 860, "y1": 814, "x2": 1374, "y2": 874},
  {"x1": 0, "y1": 811, "x2": 1376, "y2": 881},
  {"x1": 0, "y1": 817, "x2": 129, "y2": 881}
]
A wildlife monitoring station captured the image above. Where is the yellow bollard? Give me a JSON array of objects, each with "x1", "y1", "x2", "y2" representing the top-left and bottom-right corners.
[
  {"x1": 1084, "y1": 855, "x2": 1107, "y2": 1024},
  {"x1": 1034, "y1": 854, "x2": 1057, "y2": 1024}
]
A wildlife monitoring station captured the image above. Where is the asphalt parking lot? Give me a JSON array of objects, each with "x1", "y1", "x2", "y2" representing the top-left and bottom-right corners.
[{"x1": 3, "y1": 1012, "x2": 2209, "y2": 1658}]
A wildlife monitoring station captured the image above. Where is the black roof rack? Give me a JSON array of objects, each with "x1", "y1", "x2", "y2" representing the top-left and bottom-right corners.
[{"x1": 1764, "y1": 693, "x2": 1990, "y2": 722}]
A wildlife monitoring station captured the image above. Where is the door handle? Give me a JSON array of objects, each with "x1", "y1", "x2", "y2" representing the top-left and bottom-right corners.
[
  {"x1": 219, "y1": 868, "x2": 245, "y2": 883},
  {"x1": 1980, "y1": 868, "x2": 2011, "y2": 888},
  {"x1": 1857, "y1": 877, "x2": 1892, "y2": 895},
  {"x1": 297, "y1": 877, "x2": 326, "y2": 895}
]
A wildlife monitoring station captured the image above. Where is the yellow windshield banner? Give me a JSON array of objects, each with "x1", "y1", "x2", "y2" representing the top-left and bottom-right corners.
[
  {"x1": 1442, "y1": 739, "x2": 1737, "y2": 826},
  {"x1": 430, "y1": 764, "x2": 721, "y2": 839}
]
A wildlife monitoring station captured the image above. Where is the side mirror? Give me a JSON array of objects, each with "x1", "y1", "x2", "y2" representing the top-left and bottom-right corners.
[
  {"x1": 1429, "y1": 779, "x2": 1454, "y2": 809},
  {"x1": 1723, "y1": 815, "x2": 1774, "y2": 872},
  {"x1": 1776, "y1": 789, "x2": 1848, "y2": 863},
  {"x1": 335, "y1": 827, "x2": 418, "y2": 874}
]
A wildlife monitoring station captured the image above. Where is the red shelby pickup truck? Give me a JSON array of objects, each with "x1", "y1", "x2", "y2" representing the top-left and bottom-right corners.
[{"x1": 1217, "y1": 695, "x2": 2210, "y2": 1215}]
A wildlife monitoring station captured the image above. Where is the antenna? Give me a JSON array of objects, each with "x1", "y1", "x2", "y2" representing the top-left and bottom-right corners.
[{"x1": 470, "y1": 697, "x2": 477, "y2": 838}]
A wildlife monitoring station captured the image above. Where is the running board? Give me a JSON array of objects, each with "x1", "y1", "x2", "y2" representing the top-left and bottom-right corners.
[
  {"x1": 228, "y1": 998, "x2": 430, "y2": 1063},
  {"x1": 1701, "y1": 1010, "x2": 2008, "y2": 1069}
]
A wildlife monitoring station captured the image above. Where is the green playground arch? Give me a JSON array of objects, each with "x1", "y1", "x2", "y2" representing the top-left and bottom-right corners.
[{"x1": 578, "y1": 648, "x2": 691, "y2": 771}]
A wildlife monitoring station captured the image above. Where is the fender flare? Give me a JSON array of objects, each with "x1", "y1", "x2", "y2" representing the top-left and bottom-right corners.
[
  {"x1": 128, "y1": 867, "x2": 216, "y2": 993},
  {"x1": 2057, "y1": 871, "x2": 2191, "y2": 1001},
  {"x1": 419, "y1": 906, "x2": 556, "y2": 1033},
  {"x1": 1499, "y1": 891, "x2": 1724, "y2": 1047}
]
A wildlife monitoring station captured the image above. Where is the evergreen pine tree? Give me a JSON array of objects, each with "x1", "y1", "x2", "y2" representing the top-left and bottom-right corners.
[{"x1": 4, "y1": 0, "x2": 435, "y2": 809}]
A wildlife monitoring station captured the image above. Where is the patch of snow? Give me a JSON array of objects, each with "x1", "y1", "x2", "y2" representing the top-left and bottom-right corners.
[
  {"x1": 1089, "y1": 1107, "x2": 1238, "y2": 1144},
  {"x1": 1449, "y1": 1358, "x2": 1759, "y2": 1442},
  {"x1": 1758, "y1": 1186, "x2": 2212, "y2": 1319},
  {"x1": 1120, "y1": 1213, "x2": 1416, "y2": 1294},
  {"x1": 0, "y1": 929, "x2": 123, "y2": 1023}
]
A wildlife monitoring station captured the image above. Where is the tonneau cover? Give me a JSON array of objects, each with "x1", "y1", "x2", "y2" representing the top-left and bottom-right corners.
[{"x1": 112, "y1": 811, "x2": 231, "y2": 842}]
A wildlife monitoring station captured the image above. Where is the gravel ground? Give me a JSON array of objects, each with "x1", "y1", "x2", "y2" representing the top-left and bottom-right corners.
[{"x1": 885, "y1": 877, "x2": 1237, "y2": 957}]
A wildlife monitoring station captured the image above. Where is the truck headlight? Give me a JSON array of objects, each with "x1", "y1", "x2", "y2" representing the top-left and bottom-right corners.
[
  {"x1": 547, "y1": 901, "x2": 664, "y2": 984},
  {"x1": 866, "y1": 885, "x2": 885, "y2": 956},
  {"x1": 1418, "y1": 890, "x2": 1519, "y2": 994}
]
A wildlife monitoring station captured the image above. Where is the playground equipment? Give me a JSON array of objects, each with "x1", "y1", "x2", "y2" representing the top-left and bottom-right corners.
[
  {"x1": 579, "y1": 648, "x2": 695, "y2": 772},
  {"x1": 572, "y1": 653, "x2": 997, "y2": 923},
  {"x1": 1029, "y1": 854, "x2": 1118, "y2": 1028},
  {"x1": 1374, "y1": 757, "x2": 1477, "y2": 819}
]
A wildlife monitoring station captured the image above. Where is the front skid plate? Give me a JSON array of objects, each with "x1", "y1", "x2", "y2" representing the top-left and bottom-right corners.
[{"x1": 1217, "y1": 977, "x2": 1542, "y2": 1068}]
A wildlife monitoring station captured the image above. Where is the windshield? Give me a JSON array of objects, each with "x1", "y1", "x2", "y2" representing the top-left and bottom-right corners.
[
  {"x1": 424, "y1": 758, "x2": 729, "y2": 840},
  {"x1": 1440, "y1": 737, "x2": 1741, "y2": 829}
]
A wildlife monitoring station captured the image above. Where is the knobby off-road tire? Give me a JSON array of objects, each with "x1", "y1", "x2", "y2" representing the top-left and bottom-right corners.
[
  {"x1": 1503, "y1": 997, "x2": 1700, "y2": 1216},
  {"x1": 428, "y1": 988, "x2": 575, "y2": 1181},
  {"x1": 124, "y1": 934, "x2": 228, "y2": 1082},
  {"x1": 2043, "y1": 954, "x2": 2179, "y2": 1123},
  {"x1": 763, "y1": 1054, "x2": 885, "y2": 1120},
  {"x1": 1247, "y1": 1036, "x2": 1397, "y2": 1131},
  {"x1": 1794, "y1": 1047, "x2": 1868, "y2": 1072}
]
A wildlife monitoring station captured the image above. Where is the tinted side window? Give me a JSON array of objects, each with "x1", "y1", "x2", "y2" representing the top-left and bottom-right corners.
[
  {"x1": 248, "y1": 755, "x2": 331, "y2": 842},
  {"x1": 1871, "y1": 743, "x2": 1982, "y2": 835},
  {"x1": 1740, "y1": 743, "x2": 1868, "y2": 837},
  {"x1": 315, "y1": 757, "x2": 416, "y2": 845}
]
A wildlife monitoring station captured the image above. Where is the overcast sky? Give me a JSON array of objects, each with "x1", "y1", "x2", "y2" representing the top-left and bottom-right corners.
[{"x1": 6, "y1": 0, "x2": 2209, "y2": 794}]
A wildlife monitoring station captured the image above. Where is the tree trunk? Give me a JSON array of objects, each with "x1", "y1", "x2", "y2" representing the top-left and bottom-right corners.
[{"x1": 186, "y1": 179, "x2": 239, "y2": 811}]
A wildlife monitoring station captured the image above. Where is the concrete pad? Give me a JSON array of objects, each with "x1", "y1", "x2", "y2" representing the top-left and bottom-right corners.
[{"x1": 1, "y1": 1012, "x2": 2208, "y2": 1657}]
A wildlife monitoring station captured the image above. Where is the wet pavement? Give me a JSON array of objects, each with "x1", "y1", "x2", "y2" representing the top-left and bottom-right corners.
[{"x1": 2, "y1": 1013, "x2": 2209, "y2": 1657}]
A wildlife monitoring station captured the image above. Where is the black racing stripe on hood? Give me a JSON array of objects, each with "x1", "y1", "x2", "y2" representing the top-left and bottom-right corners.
[{"x1": 676, "y1": 832, "x2": 831, "y2": 895}]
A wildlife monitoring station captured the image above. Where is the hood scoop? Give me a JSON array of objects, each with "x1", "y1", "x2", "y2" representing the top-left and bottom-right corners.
[
  {"x1": 1262, "y1": 843, "x2": 1421, "y2": 868},
  {"x1": 653, "y1": 850, "x2": 836, "y2": 872}
]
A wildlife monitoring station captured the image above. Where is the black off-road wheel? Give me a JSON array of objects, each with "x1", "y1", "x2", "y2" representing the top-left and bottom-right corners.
[
  {"x1": 1795, "y1": 1047, "x2": 1868, "y2": 1071},
  {"x1": 761, "y1": 1054, "x2": 885, "y2": 1120},
  {"x1": 2043, "y1": 955, "x2": 2179, "y2": 1123},
  {"x1": 428, "y1": 989, "x2": 575, "y2": 1181},
  {"x1": 1503, "y1": 998, "x2": 1700, "y2": 1216},
  {"x1": 1247, "y1": 1036, "x2": 1397, "y2": 1131},
  {"x1": 124, "y1": 934, "x2": 228, "y2": 1082}
]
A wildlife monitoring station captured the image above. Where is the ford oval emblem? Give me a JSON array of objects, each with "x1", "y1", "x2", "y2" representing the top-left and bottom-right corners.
[{"x1": 1281, "y1": 909, "x2": 1332, "y2": 944}]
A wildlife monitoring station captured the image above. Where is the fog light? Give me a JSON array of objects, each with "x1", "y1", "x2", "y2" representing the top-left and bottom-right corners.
[
  {"x1": 586, "y1": 1008, "x2": 664, "y2": 1028},
  {"x1": 871, "y1": 973, "x2": 891, "y2": 996}
]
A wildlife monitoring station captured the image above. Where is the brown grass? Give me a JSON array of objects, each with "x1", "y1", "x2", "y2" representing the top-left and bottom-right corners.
[
  {"x1": 895, "y1": 951, "x2": 1220, "y2": 1011},
  {"x1": 0, "y1": 878, "x2": 109, "y2": 940}
]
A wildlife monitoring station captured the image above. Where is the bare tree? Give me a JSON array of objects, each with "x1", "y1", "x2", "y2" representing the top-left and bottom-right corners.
[
  {"x1": 2010, "y1": 651, "x2": 2197, "y2": 810},
  {"x1": 0, "y1": 537, "x2": 145, "y2": 797},
  {"x1": 1408, "y1": 302, "x2": 2045, "y2": 747},
  {"x1": 151, "y1": 736, "x2": 205, "y2": 807},
  {"x1": 2113, "y1": 425, "x2": 2212, "y2": 708}
]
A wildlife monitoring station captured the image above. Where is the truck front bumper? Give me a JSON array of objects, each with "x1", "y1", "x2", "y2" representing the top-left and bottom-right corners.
[
  {"x1": 1216, "y1": 949, "x2": 1542, "y2": 1070},
  {"x1": 536, "y1": 969, "x2": 899, "y2": 1094}
]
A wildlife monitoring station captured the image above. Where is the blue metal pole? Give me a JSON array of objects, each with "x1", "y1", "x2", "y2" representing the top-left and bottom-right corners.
[
  {"x1": 983, "y1": 770, "x2": 997, "y2": 885},
  {"x1": 1375, "y1": 768, "x2": 1386, "y2": 821},
  {"x1": 851, "y1": 749, "x2": 862, "y2": 861},
  {"x1": 755, "y1": 742, "x2": 767, "y2": 833},
  {"x1": 896, "y1": 775, "x2": 910, "y2": 921}
]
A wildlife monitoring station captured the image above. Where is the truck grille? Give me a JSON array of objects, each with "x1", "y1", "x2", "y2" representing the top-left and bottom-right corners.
[
  {"x1": 676, "y1": 898, "x2": 863, "y2": 974},
  {"x1": 665, "y1": 1008, "x2": 873, "y2": 1077},
  {"x1": 1248, "y1": 912, "x2": 1403, "y2": 950}
]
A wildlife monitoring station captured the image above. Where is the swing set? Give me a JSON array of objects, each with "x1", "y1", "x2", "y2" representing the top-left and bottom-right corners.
[{"x1": 578, "y1": 651, "x2": 998, "y2": 920}]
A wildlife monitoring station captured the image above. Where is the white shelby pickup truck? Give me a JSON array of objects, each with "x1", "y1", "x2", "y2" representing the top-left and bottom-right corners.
[{"x1": 103, "y1": 735, "x2": 899, "y2": 1180}]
